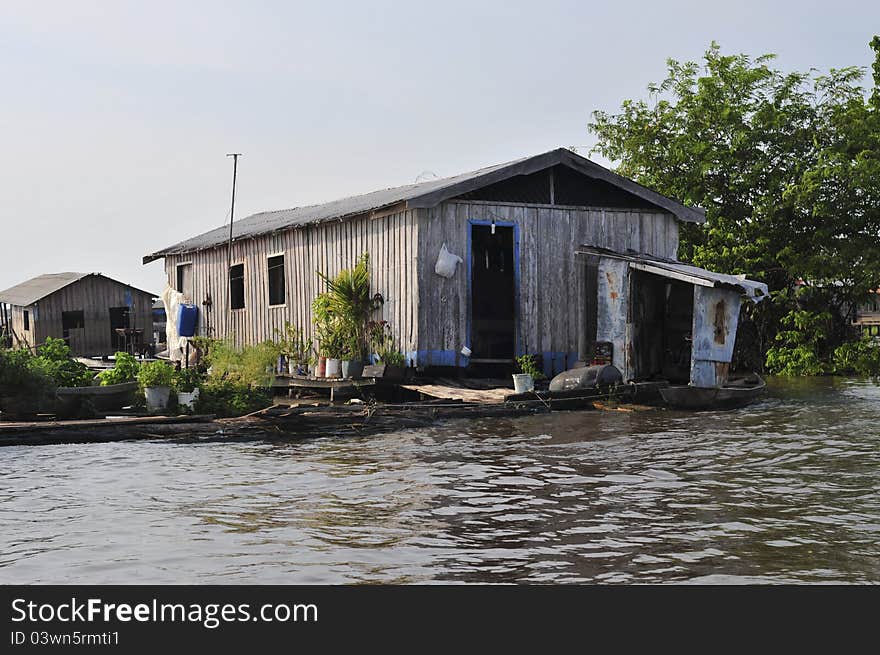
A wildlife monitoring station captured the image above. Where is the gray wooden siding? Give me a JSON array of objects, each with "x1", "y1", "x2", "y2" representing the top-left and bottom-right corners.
[
  {"x1": 164, "y1": 209, "x2": 420, "y2": 358},
  {"x1": 416, "y1": 200, "x2": 679, "y2": 374},
  {"x1": 10, "y1": 278, "x2": 153, "y2": 356}
]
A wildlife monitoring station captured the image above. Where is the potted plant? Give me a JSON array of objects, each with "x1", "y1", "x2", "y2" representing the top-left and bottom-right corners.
[
  {"x1": 138, "y1": 360, "x2": 175, "y2": 411},
  {"x1": 341, "y1": 331, "x2": 364, "y2": 379},
  {"x1": 323, "y1": 322, "x2": 345, "y2": 379},
  {"x1": 174, "y1": 366, "x2": 204, "y2": 411},
  {"x1": 512, "y1": 354, "x2": 544, "y2": 394},
  {"x1": 279, "y1": 323, "x2": 312, "y2": 376},
  {"x1": 364, "y1": 320, "x2": 406, "y2": 379}
]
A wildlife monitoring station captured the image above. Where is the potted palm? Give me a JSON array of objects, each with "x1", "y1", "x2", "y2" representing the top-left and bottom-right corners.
[
  {"x1": 138, "y1": 360, "x2": 175, "y2": 411},
  {"x1": 316, "y1": 253, "x2": 376, "y2": 380}
]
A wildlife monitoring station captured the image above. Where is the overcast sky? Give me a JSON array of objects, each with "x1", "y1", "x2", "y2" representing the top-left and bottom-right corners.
[{"x1": 1, "y1": 0, "x2": 878, "y2": 294}]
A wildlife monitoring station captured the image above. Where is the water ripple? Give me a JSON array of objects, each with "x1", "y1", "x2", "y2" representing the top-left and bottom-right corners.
[{"x1": 1, "y1": 376, "x2": 879, "y2": 583}]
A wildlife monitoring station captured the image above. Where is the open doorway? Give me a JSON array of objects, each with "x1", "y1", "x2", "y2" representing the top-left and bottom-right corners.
[
  {"x1": 470, "y1": 223, "x2": 517, "y2": 362},
  {"x1": 109, "y1": 306, "x2": 130, "y2": 352},
  {"x1": 629, "y1": 270, "x2": 693, "y2": 383}
]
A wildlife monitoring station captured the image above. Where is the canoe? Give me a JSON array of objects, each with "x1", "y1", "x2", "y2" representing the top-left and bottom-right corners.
[
  {"x1": 54, "y1": 381, "x2": 139, "y2": 413},
  {"x1": 658, "y1": 376, "x2": 766, "y2": 410}
]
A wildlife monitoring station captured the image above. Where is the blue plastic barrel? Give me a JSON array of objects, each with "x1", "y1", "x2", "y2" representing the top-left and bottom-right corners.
[{"x1": 177, "y1": 303, "x2": 199, "y2": 338}]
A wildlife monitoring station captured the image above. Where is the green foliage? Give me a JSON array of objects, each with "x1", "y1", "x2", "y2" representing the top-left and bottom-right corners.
[
  {"x1": 97, "y1": 352, "x2": 140, "y2": 386},
  {"x1": 137, "y1": 360, "x2": 175, "y2": 388},
  {"x1": 173, "y1": 366, "x2": 205, "y2": 392},
  {"x1": 276, "y1": 323, "x2": 312, "y2": 365},
  {"x1": 0, "y1": 347, "x2": 50, "y2": 399},
  {"x1": 32, "y1": 337, "x2": 93, "y2": 387},
  {"x1": 203, "y1": 339, "x2": 280, "y2": 388},
  {"x1": 515, "y1": 354, "x2": 546, "y2": 381},
  {"x1": 832, "y1": 335, "x2": 880, "y2": 377},
  {"x1": 589, "y1": 39, "x2": 880, "y2": 367},
  {"x1": 368, "y1": 320, "x2": 405, "y2": 366},
  {"x1": 193, "y1": 378, "x2": 271, "y2": 418},
  {"x1": 315, "y1": 253, "x2": 375, "y2": 360},
  {"x1": 765, "y1": 310, "x2": 830, "y2": 376}
]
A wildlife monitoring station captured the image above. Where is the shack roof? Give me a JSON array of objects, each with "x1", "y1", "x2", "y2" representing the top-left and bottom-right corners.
[
  {"x1": 0, "y1": 273, "x2": 157, "y2": 307},
  {"x1": 577, "y1": 246, "x2": 769, "y2": 301},
  {"x1": 143, "y1": 148, "x2": 706, "y2": 263}
]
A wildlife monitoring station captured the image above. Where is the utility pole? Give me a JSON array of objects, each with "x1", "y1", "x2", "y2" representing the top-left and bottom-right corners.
[{"x1": 226, "y1": 153, "x2": 242, "y2": 315}]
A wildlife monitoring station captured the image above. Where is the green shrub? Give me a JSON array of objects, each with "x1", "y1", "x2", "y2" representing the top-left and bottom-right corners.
[
  {"x1": 32, "y1": 337, "x2": 93, "y2": 387},
  {"x1": 832, "y1": 335, "x2": 880, "y2": 377},
  {"x1": 97, "y1": 352, "x2": 140, "y2": 386},
  {"x1": 194, "y1": 378, "x2": 271, "y2": 418},
  {"x1": 204, "y1": 339, "x2": 280, "y2": 387},
  {"x1": 0, "y1": 347, "x2": 50, "y2": 397},
  {"x1": 137, "y1": 360, "x2": 175, "y2": 388},
  {"x1": 765, "y1": 310, "x2": 830, "y2": 376}
]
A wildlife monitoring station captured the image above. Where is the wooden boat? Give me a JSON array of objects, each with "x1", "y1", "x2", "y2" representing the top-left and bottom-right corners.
[
  {"x1": 658, "y1": 375, "x2": 766, "y2": 410},
  {"x1": 54, "y1": 381, "x2": 139, "y2": 413}
]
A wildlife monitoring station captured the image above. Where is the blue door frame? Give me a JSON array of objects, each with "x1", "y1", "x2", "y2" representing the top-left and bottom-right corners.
[{"x1": 466, "y1": 219, "x2": 521, "y2": 361}]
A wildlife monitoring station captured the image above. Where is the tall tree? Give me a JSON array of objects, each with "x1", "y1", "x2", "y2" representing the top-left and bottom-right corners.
[{"x1": 589, "y1": 40, "x2": 880, "y2": 365}]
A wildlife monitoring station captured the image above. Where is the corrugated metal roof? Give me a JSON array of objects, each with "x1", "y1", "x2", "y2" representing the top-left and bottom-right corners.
[
  {"x1": 144, "y1": 148, "x2": 706, "y2": 263},
  {"x1": 0, "y1": 273, "x2": 157, "y2": 307},
  {"x1": 577, "y1": 246, "x2": 769, "y2": 301}
]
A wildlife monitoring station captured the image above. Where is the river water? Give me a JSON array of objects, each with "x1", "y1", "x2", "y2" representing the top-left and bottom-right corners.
[{"x1": 1, "y1": 377, "x2": 878, "y2": 584}]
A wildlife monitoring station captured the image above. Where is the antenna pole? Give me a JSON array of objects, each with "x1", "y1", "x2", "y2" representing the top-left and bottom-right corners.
[{"x1": 226, "y1": 153, "x2": 242, "y2": 315}]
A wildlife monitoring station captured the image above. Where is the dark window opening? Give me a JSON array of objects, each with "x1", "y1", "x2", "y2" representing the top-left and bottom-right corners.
[
  {"x1": 267, "y1": 255, "x2": 285, "y2": 306},
  {"x1": 23, "y1": 310, "x2": 30, "y2": 331},
  {"x1": 470, "y1": 225, "x2": 516, "y2": 361},
  {"x1": 176, "y1": 263, "x2": 193, "y2": 298},
  {"x1": 62, "y1": 310, "x2": 85, "y2": 342},
  {"x1": 230, "y1": 264, "x2": 245, "y2": 310}
]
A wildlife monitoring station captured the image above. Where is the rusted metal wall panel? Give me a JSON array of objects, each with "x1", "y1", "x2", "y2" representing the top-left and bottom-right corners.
[
  {"x1": 595, "y1": 258, "x2": 631, "y2": 379},
  {"x1": 690, "y1": 286, "x2": 741, "y2": 388}
]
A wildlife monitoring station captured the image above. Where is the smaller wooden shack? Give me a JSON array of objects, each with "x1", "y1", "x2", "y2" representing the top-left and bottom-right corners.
[
  {"x1": 576, "y1": 247, "x2": 768, "y2": 388},
  {"x1": 0, "y1": 273, "x2": 156, "y2": 356}
]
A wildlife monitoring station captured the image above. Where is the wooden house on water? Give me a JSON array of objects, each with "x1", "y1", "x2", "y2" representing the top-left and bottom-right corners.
[
  {"x1": 144, "y1": 148, "x2": 709, "y2": 377},
  {"x1": 0, "y1": 273, "x2": 156, "y2": 356}
]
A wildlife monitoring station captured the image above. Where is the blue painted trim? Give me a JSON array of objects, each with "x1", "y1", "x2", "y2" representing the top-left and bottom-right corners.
[
  {"x1": 541, "y1": 351, "x2": 579, "y2": 377},
  {"x1": 416, "y1": 349, "x2": 461, "y2": 367},
  {"x1": 467, "y1": 218, "x2": 521, "y2": 358}
]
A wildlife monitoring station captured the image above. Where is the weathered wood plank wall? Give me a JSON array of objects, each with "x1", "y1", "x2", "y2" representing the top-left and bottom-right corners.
[
  {"x1": 163, "y1": 209, "x2": 420, "y2": 359},
  {"x1": 416, "y1": 200, "x2": 679, "y2": 375}
]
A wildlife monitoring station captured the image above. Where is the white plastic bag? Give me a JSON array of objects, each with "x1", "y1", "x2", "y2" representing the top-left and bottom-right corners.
[{"x1": 434, "y1": 243, "x2": 463, "y2": 278}]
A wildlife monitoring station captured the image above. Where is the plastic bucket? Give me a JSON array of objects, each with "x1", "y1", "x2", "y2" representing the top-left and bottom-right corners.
[
  {"x1": 512, "y1": 374, "x2": 534, "y2": 394},
  {"x1": 325, "y1": 358, "x2": 341, "y2": 378},
  {"x1": 177, "y1": 388, "x2": 200, "y2": 410},
  {"x1": 144, "y1": 386, "x2": 171, "y2": 411}
]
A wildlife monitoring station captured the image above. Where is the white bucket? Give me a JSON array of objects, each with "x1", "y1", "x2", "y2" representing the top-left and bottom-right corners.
[
  {"x1": 325, "y1": 358, "x2": 341, "y2": 378},
  {"x1": 144, "y1": 386, "x2": 171, "y2": 411},
  {"x1": 512, "y1": 373, "x2": 534, "y2": 394},
  {"x1": 177, "y1": 388, "x2": 200, "y2": 410}
]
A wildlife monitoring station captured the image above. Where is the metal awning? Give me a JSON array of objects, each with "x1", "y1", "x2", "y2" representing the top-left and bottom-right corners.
[{"x1": 577, "y1": 246, "x2": 769, "y2": 302}]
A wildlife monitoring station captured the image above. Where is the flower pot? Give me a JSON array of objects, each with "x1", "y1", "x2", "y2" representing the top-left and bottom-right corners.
[
  {"x1": 341, "y1": 360, "x2": 364, "y2": 379},
  {"x1": 177, "y1": 387, "x2": 200, "y2": 410},
  {"x1": 144, "y1": 385, "x2": 172, "y2": 411},
  {"x1": 512, "y1": 373, "x2": 534, "y2": 394},
  {"x1": 325, "y1": 358, "x2": 341, "y2": 379},
  {"x1": 316, "y1": 356, "x2": 327, "y2": 378}
]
